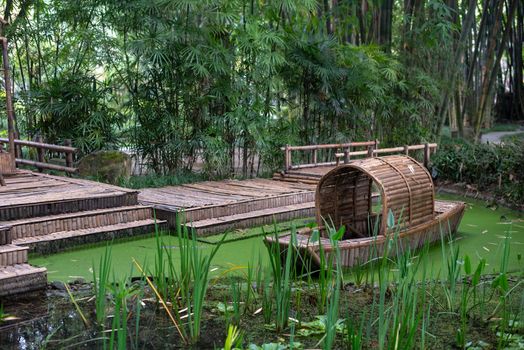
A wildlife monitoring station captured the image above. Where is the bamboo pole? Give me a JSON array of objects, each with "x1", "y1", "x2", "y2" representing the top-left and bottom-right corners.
[
  {"x1": 15, "y1": 158, "x2": 77, "y2": 173},
  {"x1": 0, "y1": 38, "x2": 16, "y2": 169},
  {"x1": 0, "y1": 138, "x2": 77, "y2": 153},
  {"x1": 36, "y1": 135, "x2": 44, "y2": 172}
]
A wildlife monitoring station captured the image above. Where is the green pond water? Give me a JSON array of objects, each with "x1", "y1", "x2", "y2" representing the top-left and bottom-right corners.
[{"x1": 30, "y1": 194, "x2": 524, "y2": 282}]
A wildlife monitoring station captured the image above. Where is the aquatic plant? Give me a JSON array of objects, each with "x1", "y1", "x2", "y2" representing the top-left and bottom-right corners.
[
  {"x1": 229, "y1": 278, "x2": 242, "y2": 325},
  {"x1": 344, "y1": 315, "x2": 364, "y2": 350},
  {"x1": 266, "y1": 224, "x2": 297, "y2": 332},
  {"x1": 262, "y1": 270, "x2": 273, "y2": 324},
  {"x1": 244, "y1": 259, "x2": 256, "y2": 314},
  {"x1": 223, "y1": 324, "x2": 243, "y2": 350},
  {"x1": 183, "y1": 227, "x2": 227, "y2": 343},
  {"x1": 132, "y1": 258, "x2": 188, "y2": 343},
  {"x1": 456, "y1": 255, "x2": 486, "y2": 348},
  {"x1": 322, "y1": 228, "x2": 343, "y2": 349},
  {"x1": 440, "y1": 225, "x2": 461, "y2": 312},
  {"x1": 108, "y1": 276, "x2": 139, "y2": 350},
  {"x1": 92, "y1": 243, "x2": 112, "y2": 326},
  {"x1": 64, "y1": 283, "x2": 90, "y2": 328}
]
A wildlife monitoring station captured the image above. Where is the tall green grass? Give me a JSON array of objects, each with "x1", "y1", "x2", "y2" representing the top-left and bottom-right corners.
[
  {"x1": 92, "y1": 243, "x2": 112, "y2": 326},
  {"x1": 266, "y1": 225, "x2": 297, "y2": 332}
]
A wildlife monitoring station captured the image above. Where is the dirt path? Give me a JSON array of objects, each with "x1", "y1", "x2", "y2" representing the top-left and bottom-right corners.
[{"x1": 481, "y1": 129, "x2": 524, "y2": 143}]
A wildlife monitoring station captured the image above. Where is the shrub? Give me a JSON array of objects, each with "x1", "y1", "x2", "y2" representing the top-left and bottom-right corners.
[{"x1": 432, "y1": 138, "x2": 524, "y2": 206}]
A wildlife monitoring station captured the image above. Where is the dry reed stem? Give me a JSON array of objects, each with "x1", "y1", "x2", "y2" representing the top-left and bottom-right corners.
[{"x1": 132, "y1": 257, "x2": 187, "y2": 343}]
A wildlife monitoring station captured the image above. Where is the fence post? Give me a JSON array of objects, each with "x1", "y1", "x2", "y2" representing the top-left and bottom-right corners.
[
  {"x1": 64, "y1": 139, "x2": 73, "y2": 174},
  {"x1": 284, "y1": 144, "x2": 290, "y2": 171},
  {"x1": 404, "y1": 145, "x2": 409, "y2": 156},
  {"x1": 344, "y1": 141, "x2": 351, "y2": 164},
  {"x1": 424, "y1": 143, "x2": 430, "y2": 168},
  {"x1": 312, "y1": 148, "x2": 317, "y2": 165},
  {"x1": 36, "y1": 135, "x2": 44, "y2": 172}
]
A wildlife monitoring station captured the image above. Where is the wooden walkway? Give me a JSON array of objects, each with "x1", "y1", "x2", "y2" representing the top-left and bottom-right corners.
[
  {"x1": 0, "y1": 169, "x2": 325, "y2": 295},
  {"x1": 0, "y1": 171, "x2": 138, "y2": 220},
  {"x1": 273, "y1": 167, "x2": 336, "y2": 184},
  {"x1": 139, "y1": 178, "x2": 317, "y2": 235},
  {"x1": 0, "y1": 171, "x2": 166, "y2": 297}
]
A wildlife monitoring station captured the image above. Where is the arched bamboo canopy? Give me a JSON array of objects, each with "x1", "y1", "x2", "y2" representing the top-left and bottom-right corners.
[{"x1": 315, "y1": 155, "x2": 435, "y2": 238}]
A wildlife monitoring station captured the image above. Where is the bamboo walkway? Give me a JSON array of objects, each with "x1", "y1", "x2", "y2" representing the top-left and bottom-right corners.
[
  {"x1": 139, "y1": 178, "x2": 317, "y2": 235},
  {"x1": 272, "y1": 167, "x2": 336, "y2": 184},
  {"x1": 0, "y1": 171, "x2": 166, "y2": 297},
  {"x1": 0, "y1": 168, "x2": 328, "y2": 295}
]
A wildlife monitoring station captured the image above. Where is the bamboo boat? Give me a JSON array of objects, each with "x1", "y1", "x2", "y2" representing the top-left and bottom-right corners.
[{"x1": 264, "y1": 155, "x2": 466, "y2": 268}]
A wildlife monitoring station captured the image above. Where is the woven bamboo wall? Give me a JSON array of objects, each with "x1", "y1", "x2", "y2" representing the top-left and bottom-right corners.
[{"x1": 316, "y1": 155, "x2": 434, "y2": 236}]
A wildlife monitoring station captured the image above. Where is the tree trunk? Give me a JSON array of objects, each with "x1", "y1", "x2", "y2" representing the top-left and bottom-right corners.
[{"x1": 475, "y1": 0, "x2": 519, "y2": 138}]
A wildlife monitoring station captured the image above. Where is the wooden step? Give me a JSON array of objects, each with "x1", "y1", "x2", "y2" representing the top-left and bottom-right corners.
[
  {"x1": 5, "y1": 205, "x2": 156, "y2": 241},
  {"x1": 0, "y1": 225, "x2": 11, "y2": 245},
  {"x1": 159, "y1": 191, "x2": 315, "y2": 227},
  {"x1": 13, "y1": 219, "x2": 167, "y2": 254},
  {"x1": 0, "y1": 244, "x2": 28, "y2": 266},
  {"x1": 0, "y1": 191, "x2": 139, "y2": 221},
  {"x1": 184, "y1": 202, "x2": 315, "y2": 236},
  {"x1": 272, "y1": 173, "x2": 320, "y2": 185},
  {"x1": 0, "y1": 264, "x2": 47, "y2": 297}
]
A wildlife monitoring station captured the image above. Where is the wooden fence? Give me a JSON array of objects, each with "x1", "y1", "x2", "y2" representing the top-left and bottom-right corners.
[
  {"x1": 281, "y1": 141, "x2": 437, "y2": 171},
  {"x1": 0, "y1": 137, "x2": 78, "y2": 174}
]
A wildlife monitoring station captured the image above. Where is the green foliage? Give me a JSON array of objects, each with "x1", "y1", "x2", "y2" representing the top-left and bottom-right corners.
[
  {"x1": 7, "y1": 0, "x2": 449, "y2": 175},
  {"x1": 29, "y1": 75, "x2": 123, "y2": 155},
  {"x1": 433, "y1": 139, "x2": 524, "y2": 206}
]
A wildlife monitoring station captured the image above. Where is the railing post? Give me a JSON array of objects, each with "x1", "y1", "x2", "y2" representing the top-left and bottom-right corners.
[
  {"x1": 36, "y1": 135, "x2": 44, "y2": 172},
  {"x1": 367, "y1": 144, "x2": 373, "y2": 158},
  {"x1": 312, "y1": 148, "x2": 317, "y2": 165},
  {"x1": 1, "y1": 38, "x2": 16, "y2": 170},
  {"x1": 344, "y1": 141, "x2": 351, "y2": 164},
  {"x1": 424, "y1": 142, "x2": 430, "y2": 168},
  {"x1": 64, "y1": 139, "x2": 73, "y2": 171},
  {"x1": 284, "y1": 144, "x2": 290, "y2": 172},
  {"x1": 404, "y1": 145, "x2": 409, "y2": 155}
]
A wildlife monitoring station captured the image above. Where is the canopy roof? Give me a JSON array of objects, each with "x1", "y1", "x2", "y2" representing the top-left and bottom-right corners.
[{"x1": 315, "y1": 155, "x2": 435, "y2": 236}]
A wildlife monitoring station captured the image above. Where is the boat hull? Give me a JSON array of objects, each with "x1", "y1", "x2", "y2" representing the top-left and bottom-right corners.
[{"x1": 264, "y1": 200, "x2": 466, "y2": 269}]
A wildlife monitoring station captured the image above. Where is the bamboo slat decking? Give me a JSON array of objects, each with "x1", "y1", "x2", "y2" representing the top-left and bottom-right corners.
[
  {"x1": 139, "y1": 178, "x2": 316, "y2": 235},
  {"x1": 0, "y1": 171, "x2": 166, "y2": 296},
  {"x1": 272, "y1": 166, "x2": 336, "y2": 184},
  {"x1": 0, "y1": 171, "x2": 138, "y2": 220}
]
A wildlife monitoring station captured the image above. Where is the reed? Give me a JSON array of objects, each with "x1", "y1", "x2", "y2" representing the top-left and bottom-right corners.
[
  {"x1": 322, "y1": 229, "x2": 343, "y2": 350},
  {"x1": 108, "y1": 277, "x2": 137, "y2": 350},
  {"x1": 92, "y1": 243, "x2": 112, "y2": 326},
  {"x1": 344, "y1": 315, "x2": 364, "y2": 350},
  {"x1": 229, "y1": 278, "x2": 242, "y2": 325},
  {"x1": 262, "y1": 270, "x2": 273, "y2": 324},
  {"x1": 132, "y1": 258, "x2": 188, "y2": 343},
  {"x1": 185, "y1": 227, "x2": 227, "y2": 343},
  {"x1": 244, "y1": 259, "x2": 256, "y2": 314},
  {"x1": 64, "y1": 283, "x2": 90, "y2": 328},
  {"x1": 456, "y1": 255, "x2": 486, "y2": 348},
  {"x1": 440, "y1": 225, "x2": 461, "y2": 312},
  {"x1": 266, "y1": 223, "x2": 296, "y2": 332},
  {"x1": 223, "y1": 324, "x2": 243, "y2": 350}
]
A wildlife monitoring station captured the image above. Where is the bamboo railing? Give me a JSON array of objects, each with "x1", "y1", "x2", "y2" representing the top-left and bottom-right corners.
[
  {"x1": 281, "y1": 141, "x2": 437, "y2": 171},
  {"x1": 0, "y1": 137, "x2": 78, "y2": 174}
]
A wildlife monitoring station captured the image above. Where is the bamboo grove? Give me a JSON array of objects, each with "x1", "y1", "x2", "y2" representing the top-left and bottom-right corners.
[{"x1": 0, "y1": 0, "x2": 522, "y2": 176}]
